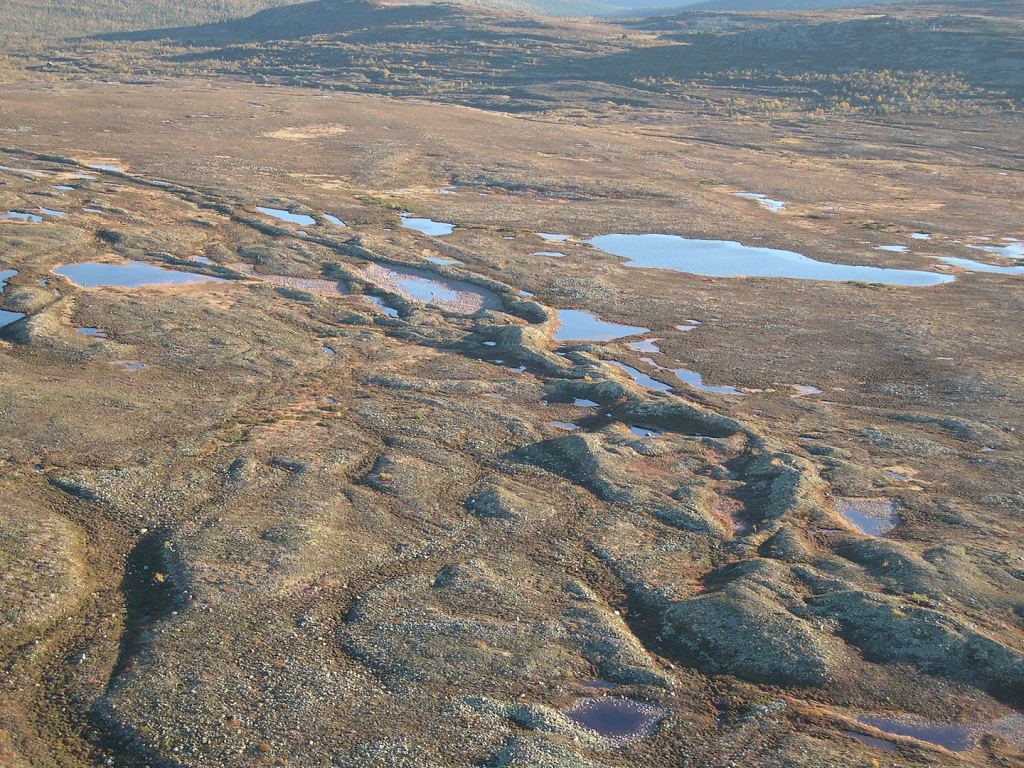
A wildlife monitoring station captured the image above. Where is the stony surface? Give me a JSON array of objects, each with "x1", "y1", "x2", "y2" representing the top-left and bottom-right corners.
[{"x1": 1, "y1": 5, "x2": 1023, "y2": 764}]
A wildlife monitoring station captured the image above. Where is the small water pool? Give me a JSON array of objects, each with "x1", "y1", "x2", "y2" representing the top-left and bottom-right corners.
[
  {"x1": 586, "y1": 234, "x2": 951, "y2": 286},
  {"x1": 365, "y1": 295, "x2": 400, "y2": 317},
  {"x1": 969, "y1": 241, "x2": 1022, "y2": 259},
  {"x1": 605, "y1": 360, "x2": 671, "y2": 391},
  {"x1": 834, "y1": 497, "x2": 899, "y2": 536},
  {"x1": 0, "y1": 268, "x2": 25, "y2": 328},
  {"x1": 734, "y1": 192, "x2": 785, "y2": 212},
  {"x1": 257, "y1": 207, "x2": 316, "y2": 226},
  {"x1": 53, "y1": 260, "x2": 222, "y2": 288},
  {"x1": 563, "y1": 698, "x2": 668, "y2": 742},
  {"x1": 2, "y1": 211, "x2": 43, "y2": 223},
  {"x1": 937, "y1": 257, "x2": 1024, "y2": 275},
  {"x1": 672, "y1": 367, "x2": 744, "y2": 396},
  {"x1": 362, "y1": 264, "x2": 499, "y2": 314},
  {"x1": 401, "y1": 215, "x2": 455, "y2": 236},
  {"x1": 396, "y1": 273, "x2": 459, "y2": 302},
  {"x1": 423, "y1": 255, "x2": 463, "y2": 266},
  {"x1": 554, "y1": 309, "x2": 648, "y2": 343},
  {"x1": 792, "y1": 384, "x2": 823, "y2": 397},
  {"x1": 858, "y1": 716, "x2": 974, "y2": 752},
  {"x1": 625, "y1": 339, "x2": 662, "y2": 354},
  {"x1": 547, "y1": 420, "x2": 579, "y2": 431},
  {"x1": 629, "y1": 425, "x2": 664, "y2": 437}
]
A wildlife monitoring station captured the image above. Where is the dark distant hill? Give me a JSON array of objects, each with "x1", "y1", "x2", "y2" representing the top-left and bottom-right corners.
[
  {"x1": 0, "y1": 0, "x2": 294, "y2": 45},
  {"x1": 0, "y1": 0, "x2": 923, "y2": 46},
  {"x1": 103, "y1": 0, "x2": 453, "y2": 43},
  {"x1": 77, "y1": 0, "x2": 1021, "y2": 117}
]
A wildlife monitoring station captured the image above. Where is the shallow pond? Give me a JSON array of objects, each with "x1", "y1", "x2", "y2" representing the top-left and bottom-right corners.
[
  {"x1": 0, "y1": 269, "x2": 25, "y2": 328},
  {"x1": 401, "y1": 215, "x2": 455, "y2": 236},
  {"x1": 76, "y1": 327, "x2": 108, "y2": 339},
  {"x1": 563, "y1": 698, "x2": 668, "y2": 742},
  {"x1": 365, "y1": 296, "x2": 400, "y2": 317},
  {"x1": 586, "y1": 234, "x2": 952, "y2": 286},
  {"x1": 937, "y1": 257, "x2": 1024, "y2": 275},
  {"x1": 423, "y1": 255, "x2": 463, "y2": 266},
  {"x1": 629, "y1": 425, "x2": 664, "y2": 437},
  {"x1": 834, "y1": 498, "x2": 899, "y2": 536},
  {"x1": 2, "y1": 211, "x2": 43, "y2": 223},
  {"x1": 876, "y1": 245, "x2": 909, "y2": 253},
  {"x1": 397, "y1": 270, "x2": 458, "y2": 302},
  {"x1": 625, "y1": 338, "x2": 662, "y2": 354},
  {"x1": 637, "y1": 355, "x2": 743, "y2": 396},
  {"x1": 858, "y1": 716, "x2": 974, "y2": 752},
  {"x1": 0, "y1": 308, "x2": 24, "y2": 328},
  {"x1": 606, "y1": 360, "x2": 671, "y2": 391},
  {"x1": 573, "y1": 398, "x2": 599, "y2": 408},
  {"x1": 54, "y1": 260, "x2": 222, "y2": 288},
  {"x1": 257, "y1": 207, "x2": 316, "y2": 226},
  {"x1": 672, "y1": 367, "x2": 744, "y2": 396},
  {"x1": 911, "y1": 232, "x2": 931, "y2": 240},
  {"x1": 323, "y1": 214, "x2": 346, "y2": 227},
  {"x1": 554, "y1": 309, "x2": 648, "y2": 343},
  {"x1": 792, "y1": 384, "x2": 823, "y2": 397},
  {"x1": 734, "y1": 192, "x2": 785, "y2": 212},
  {"x1": 969, "y1": 241, "x2": 1022, "y2": 259},
  {"x1": 362, "y1": 263, "x2": 499, "y2": 314},
  {"x1": 547, "y1": 420, "x2": 579, "y2": 431},
  {"x1": 532, "y1": 251, "x2": 566, "y2": 258}
]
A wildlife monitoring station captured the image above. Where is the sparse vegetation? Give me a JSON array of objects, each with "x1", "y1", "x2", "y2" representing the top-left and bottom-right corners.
[{"x1": 2, "y1": 2, "x2": 1023, "y2": 767}]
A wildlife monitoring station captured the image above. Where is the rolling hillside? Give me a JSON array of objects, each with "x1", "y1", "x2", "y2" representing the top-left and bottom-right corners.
[
  {"x1": 0, "y1": 0, "x2": 294, "y2": 45},
  {"x1": 0, "y1": 0, "x2": 924, "y2": 47}
]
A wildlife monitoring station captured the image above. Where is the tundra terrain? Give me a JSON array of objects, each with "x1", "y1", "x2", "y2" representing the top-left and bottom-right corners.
[{"x1": 1, "y1": 1, "x2": 1022, "y2": 766}]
